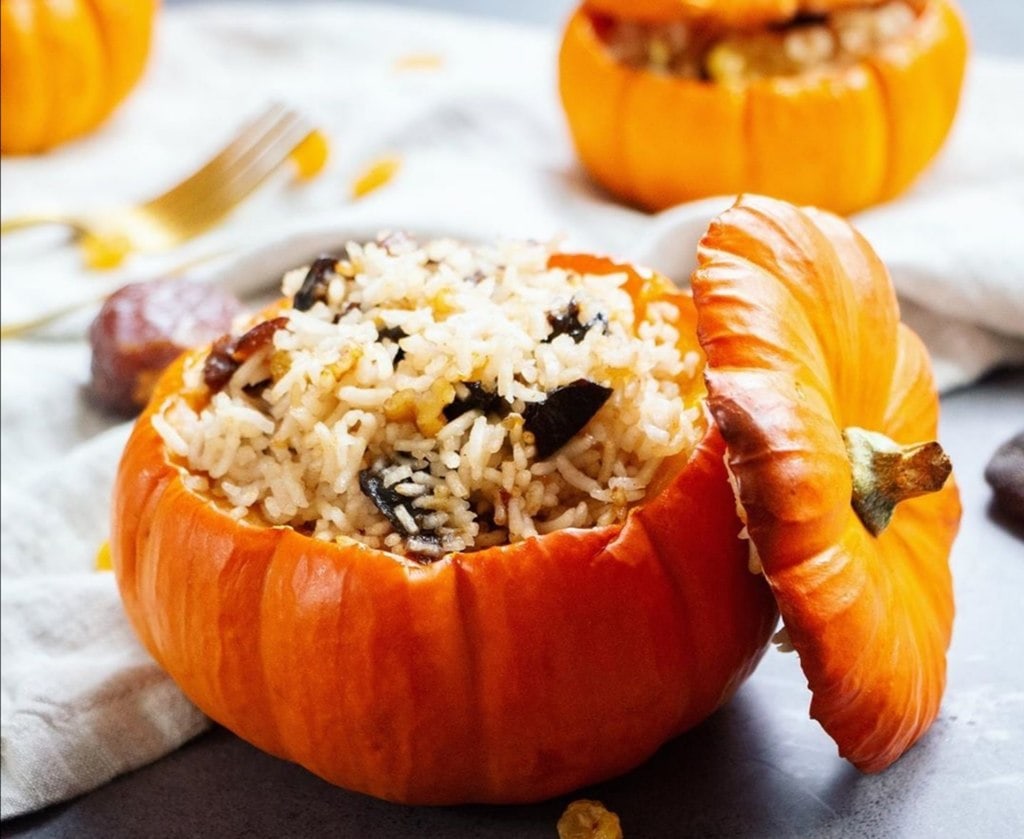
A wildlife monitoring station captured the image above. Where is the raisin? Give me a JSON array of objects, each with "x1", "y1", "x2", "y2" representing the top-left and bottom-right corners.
[
  {"x1": 292, "y1": 255, "x2": 339, "y2": 311},
  {"x1": 233, "y1": 317, "x2": 288, "y2": 360},
  {"x1": 202, "y1": 317, "x2": 288, "y2": 393},
  {"x1": 202, "y1": 335, "x2": 240, "y2": 392}
]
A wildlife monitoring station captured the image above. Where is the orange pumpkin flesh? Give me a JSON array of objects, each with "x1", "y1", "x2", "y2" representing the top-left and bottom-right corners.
[
  {"x1": 691, "y1": 195, "x2": 959, "y2": 771},
  {"x1": 112, "y1": 258, "x2": 778, "y2": 804},
  {"x1": 0, "y1": 0, "x2": 159, "y2": 154},
  {"x1": 558, "y1": 0, "x2": 968, "y2": 214}
]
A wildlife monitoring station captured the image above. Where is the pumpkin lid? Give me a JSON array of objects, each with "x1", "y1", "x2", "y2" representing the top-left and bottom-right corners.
[
  {"x1": 583, "y1": 0, "x2": 895, "y2": 27},
  {"x1": 690, "y1": 195, "x2": 959, "y2": 771}
]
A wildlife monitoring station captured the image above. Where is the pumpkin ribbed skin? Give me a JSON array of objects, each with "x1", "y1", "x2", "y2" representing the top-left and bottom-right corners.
[
  {"x1": 112, "y1": 262, "x2": 778, "y2": 805},
  {"x1": 692, "y1": 195, "x2": 960, "y2": 771},
  {"x1": 558, "y1": 0, "x2": 968, "y2": 214},
  {"x1": 0, "y1": 0, "x2": 158, "y2": 154}
]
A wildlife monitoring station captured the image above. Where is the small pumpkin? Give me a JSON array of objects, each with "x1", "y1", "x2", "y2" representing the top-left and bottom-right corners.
[
  {"x1": 111, "y1": 195, "x2": 957, "y2": 803},
  {"x1": 692, "y1": 195, "x2": 960, "y2": 769},
  {"x1": 0, "y1": 0, "x2": 159, "y2": 154},
  {"x1": 559, "y1": 0, "x2": 968, "y2": 214},
  {"x1": 112, "y1": 258, "x2": 778, "y2": 805}
]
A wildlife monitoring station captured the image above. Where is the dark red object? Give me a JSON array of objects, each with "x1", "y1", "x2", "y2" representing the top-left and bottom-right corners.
[{"x1": 89, "y1": 277, "x2": 243, "y2": 415}]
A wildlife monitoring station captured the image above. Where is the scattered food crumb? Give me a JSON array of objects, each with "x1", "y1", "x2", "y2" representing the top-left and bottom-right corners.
[
  {"x1": 351, "y1": 155, "x2": 401, "y2": 200},
  {"x1": 394, "y1": 52, "x2": 444, "y2": 71},
  {"x1": 289, "y1": 129, "x2": 330, "y2": 180},
  {"x1": 558, "y1": 799, "x2": 623, "y2": 839}
]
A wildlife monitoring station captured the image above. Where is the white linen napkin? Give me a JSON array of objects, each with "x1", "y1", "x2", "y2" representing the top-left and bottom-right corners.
[{"x1": 2, "y1": 1, "x2": 1022, "y2": 820}]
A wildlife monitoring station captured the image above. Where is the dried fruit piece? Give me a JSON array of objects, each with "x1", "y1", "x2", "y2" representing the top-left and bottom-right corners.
[
  {"x1": 557, "y1": 799, "x2": 623, "y2": 839},
  {"x1": 443, "y1": 382, "x2": 509, "y2": 422},
  {"x1": 202, "y1": 317, "x2": 289, "y2": 393},
  {"x1": 351, "y1": 156, "x2": 401, "y2": 200},
  {"x1": 95, "y1": 541, "x2": 113, "y2": 572},
  {"x1": 293, "y1": 255, "x2": 340, "y2": 311},
  {"x1": 358, "y1": 463, "x2": 444, "y2": 561},
  {"x1": 377, "y1": 325, "x2": 408, "y2": 363},
  {"x1": 523, "y1": 379, "x2": 613, "y2": 460},
  {"x1": 289, "y1": 130, "x2": 329, "y2": 180},
  {"x1": 544, "y1": 299, "x2": 608, "y2": 344},
  {"x1": 358, "y1": 469, "x2": 418, "y2": 536}
]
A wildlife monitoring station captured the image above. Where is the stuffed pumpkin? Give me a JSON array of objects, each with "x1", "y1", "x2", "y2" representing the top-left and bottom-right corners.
[
  {"x1": 559, "y1": 0, "x2": 969, "y2": 214},
  {"x1": 111, "y1": 196, "x2": 958, "y2": 803}
]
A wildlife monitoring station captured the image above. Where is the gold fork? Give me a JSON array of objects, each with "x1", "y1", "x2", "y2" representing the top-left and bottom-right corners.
[{"x1": 0, "y1": 103, "x2": 327, "y2": 270}]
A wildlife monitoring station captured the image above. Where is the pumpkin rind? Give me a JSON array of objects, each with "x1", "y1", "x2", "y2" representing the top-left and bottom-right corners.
[
  {"x1": 0, "y1": 0, "x2": 158, "y2": 154},
  {"x1": 691, "y1": 195, "x2": 960, "y2": 771},
  {"x1": 559, "y1": 1, "x2": 968, "y2": 214},
  {"x1": 112, "y1": 261, "x2": 778, "y2": 804}
]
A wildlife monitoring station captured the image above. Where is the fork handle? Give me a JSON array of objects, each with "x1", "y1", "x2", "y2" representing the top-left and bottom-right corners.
[{"x1": 0, "y1": 212, "x2": 85, "y2": 237}]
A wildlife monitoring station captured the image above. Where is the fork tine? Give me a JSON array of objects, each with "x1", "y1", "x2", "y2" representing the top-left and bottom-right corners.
[
  {"x1": 143, "y1": 103, "x2": 291, "y2": 214},
  {"x1": 201, "y1": 114, "x2": 313, "y2": 206},
  {"x1": 157, "y1": 113, "x2": 315, "y2": 234}
]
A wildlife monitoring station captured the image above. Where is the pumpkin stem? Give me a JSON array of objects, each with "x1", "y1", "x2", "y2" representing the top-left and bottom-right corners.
[{"x1": 843, "y1": 426, "x2": 952, "y2": 537}]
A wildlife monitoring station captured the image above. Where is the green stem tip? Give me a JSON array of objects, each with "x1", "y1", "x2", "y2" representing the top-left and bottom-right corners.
[{"x1": 844, "y1": 426, "x2": 952, "y2": 537}]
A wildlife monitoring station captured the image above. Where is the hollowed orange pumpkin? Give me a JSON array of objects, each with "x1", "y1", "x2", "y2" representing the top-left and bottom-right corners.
[
  {"x1": 0, "y1": 0, "x2": 159, "y2": 154},
  {"x1": 559, "y1": 0, "x2": 969, "y2": 214},
  {"x1": 112, "y1": 195, "x2": 958, "y2": 803}
]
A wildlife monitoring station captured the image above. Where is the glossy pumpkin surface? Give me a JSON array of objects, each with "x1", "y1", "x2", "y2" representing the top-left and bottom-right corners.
[
  {"x1": 558, "y1": 0, "x2": 968, "y2": 214},
  {"x1": 1, "y1": 0, "x2": 159, "y2": 154},
  {"x1": 692, "y1": 195, "x2": 960, "y2": 771},
  {"x1": 112, "y1": 258, "x2": 778, "y2": 804}
]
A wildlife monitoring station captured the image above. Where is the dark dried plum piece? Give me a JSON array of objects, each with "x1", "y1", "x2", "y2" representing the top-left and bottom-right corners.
[
  {"x1": 358, "y1": 470, "x2": 411, "y2": 535},
  {"x1": 523, "y1": 379, "x2": 613, "y2": 460},
  {"x1": 359, "y1": 462, "x2": 438, "y2": 532},
  {"x1": 293, "y1": 255, "x2": 339, "y2": 311},
  {"x1": 443, "y1": 382, "x2": 509, "y2": 422},
  {"x1": 543, "y1": 299, "x2": 607, "y2": 344},
  {"x1": 377, "y1": 325, "x2": 408, "y2": 363}
]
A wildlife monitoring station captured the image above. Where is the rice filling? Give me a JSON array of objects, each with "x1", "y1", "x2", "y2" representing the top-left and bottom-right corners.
[{"x1": 155, "y1": 236, "x2": 704, "y2": 561}]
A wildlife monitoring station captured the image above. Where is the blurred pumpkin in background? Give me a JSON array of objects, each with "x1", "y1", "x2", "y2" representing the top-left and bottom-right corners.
[
  {"x1": 1, "y1": 0, "x2": 159, "y2": 154},
  {"x1": 559, "y1": 0, "x2": 969, "y2": 214}
]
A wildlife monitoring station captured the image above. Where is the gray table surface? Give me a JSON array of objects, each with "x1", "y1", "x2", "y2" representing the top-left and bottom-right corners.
[{"x1": 4, "y1": 2, "x2": 1023, "y2": 837}]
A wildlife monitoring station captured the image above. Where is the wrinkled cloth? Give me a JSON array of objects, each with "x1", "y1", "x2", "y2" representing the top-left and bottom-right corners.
[{"x1": 2, "y1": 1, "x2": 1023, "y2": 820}]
